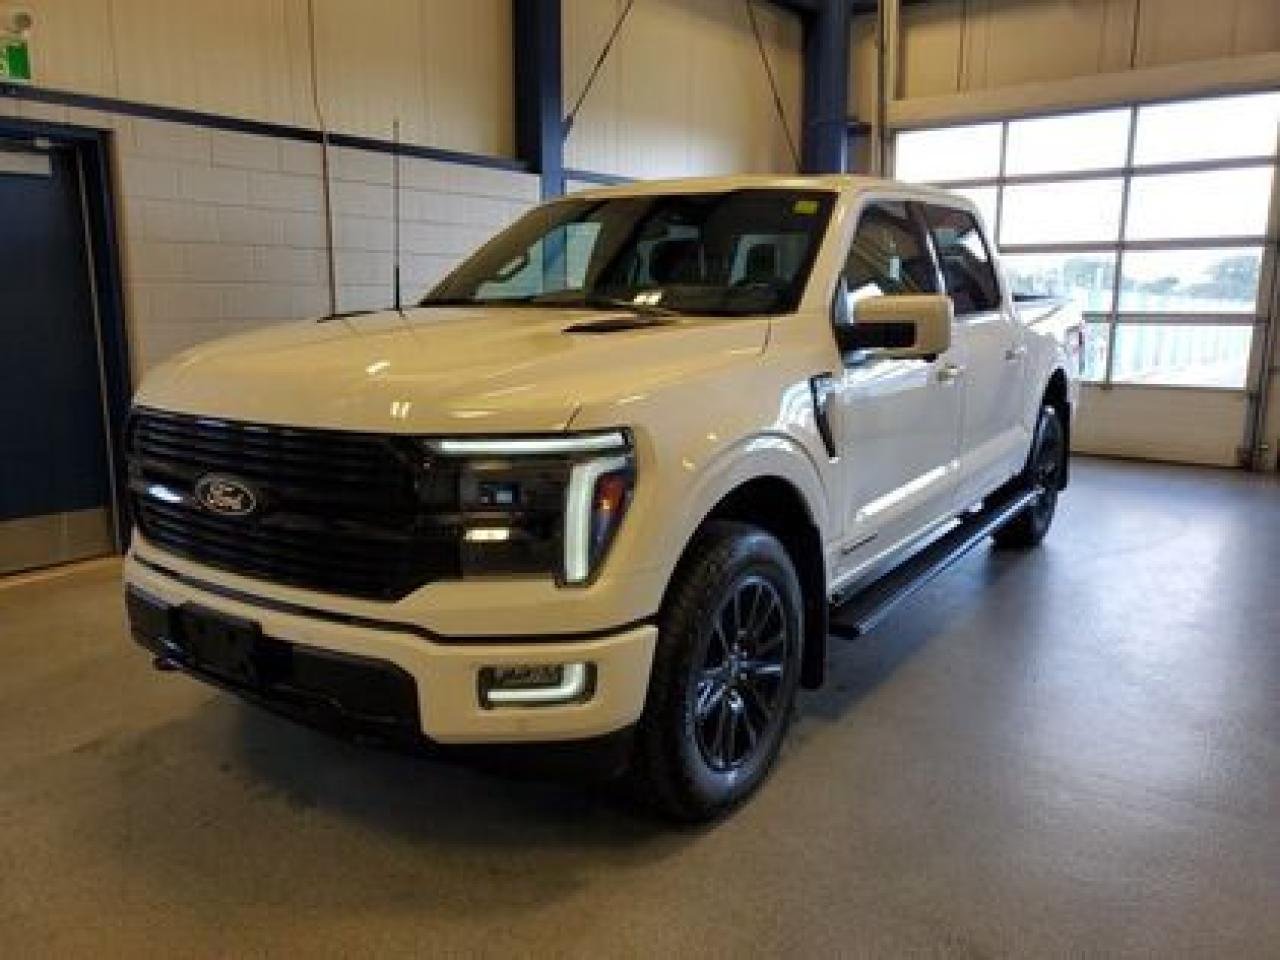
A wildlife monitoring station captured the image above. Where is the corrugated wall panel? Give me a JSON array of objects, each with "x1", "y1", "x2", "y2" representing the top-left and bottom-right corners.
[
  {"x1": 883, "y1": 0, "x2": 1280, "y2": 104},
  {"x1": 14, "y1": 0, "x2": 515, "y2": 158},
  {"x1": 564, "y1": 0, "x2": 801, "y2": 178}
]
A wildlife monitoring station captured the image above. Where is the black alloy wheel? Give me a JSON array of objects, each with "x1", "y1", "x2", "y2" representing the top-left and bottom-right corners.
[
  {"x1": 994, "y1": 404, "x2": 1066, "y2": 548},
  {"x1": 693, "y1": 575, "x2": 791, "y2": 773},
  {"x1": 629, "y1": 521, "x2": 803, "y2": 821}
]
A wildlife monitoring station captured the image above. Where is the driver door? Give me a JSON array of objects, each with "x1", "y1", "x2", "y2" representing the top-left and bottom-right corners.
[{"x1": 828, "y1": 199, "x2": 966, "y2": 583}]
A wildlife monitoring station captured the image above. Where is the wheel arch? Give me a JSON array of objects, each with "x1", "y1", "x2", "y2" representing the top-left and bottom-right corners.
[
  {"x1": 1043, "y1": 368, "x2": 1071, "y2": 489},
  {"x1": 668, "y1": 475, "x2": 829, "y2": 690}
]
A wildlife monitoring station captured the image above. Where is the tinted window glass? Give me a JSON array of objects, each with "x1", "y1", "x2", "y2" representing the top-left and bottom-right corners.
[
  {"x1": 922, "y1": 205, "x2": 1001, "y2": 315},
  {"x1": 844, "y1": 201, "x2": 937, "y2": 307}
]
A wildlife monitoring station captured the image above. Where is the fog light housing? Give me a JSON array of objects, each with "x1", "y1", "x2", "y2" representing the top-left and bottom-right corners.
[{"x1": 478, "y1": 662, "x2": 594, "y2": 708}]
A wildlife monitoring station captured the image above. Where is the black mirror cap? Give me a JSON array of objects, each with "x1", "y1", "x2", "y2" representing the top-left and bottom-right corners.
[{"x1": 835, "y1": 321, "x2": 919, "y2": 353}]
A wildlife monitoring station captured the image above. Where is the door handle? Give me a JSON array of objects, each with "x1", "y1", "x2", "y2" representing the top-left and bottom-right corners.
[
  {"x1": 1004, "y1": 345, "x2": 1027, "y2": 362},
  {"x1": 936, "y1": 363, "x2": 965, "y2": 384}
]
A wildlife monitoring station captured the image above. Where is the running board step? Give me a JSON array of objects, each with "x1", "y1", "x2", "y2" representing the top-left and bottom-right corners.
[{"x1": 828, "y1": 486, "x2": 1041, "y2": 639}]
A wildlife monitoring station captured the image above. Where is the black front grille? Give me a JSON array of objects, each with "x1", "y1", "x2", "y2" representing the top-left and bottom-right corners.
[{"x1": 127, "y1": 409, "x2": 462, "y2": 600}]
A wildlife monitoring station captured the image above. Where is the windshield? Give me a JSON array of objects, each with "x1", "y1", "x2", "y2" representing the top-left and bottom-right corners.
[{"x1": 422, "y1": 189, "x2": 836, "y2": 316}]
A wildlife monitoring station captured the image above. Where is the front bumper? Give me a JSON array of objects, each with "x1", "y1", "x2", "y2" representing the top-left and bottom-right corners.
[{"x1": 124, "y1": 553, "x2": 658, "y2": 745}]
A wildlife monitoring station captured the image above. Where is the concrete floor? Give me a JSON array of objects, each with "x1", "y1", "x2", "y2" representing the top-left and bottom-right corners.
[{"x1": 1, "y1": 457, "x2": 1278, "y2": 957}]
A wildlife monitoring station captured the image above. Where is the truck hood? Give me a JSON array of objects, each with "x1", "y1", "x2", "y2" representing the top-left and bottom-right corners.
[{"x1": 134, "y1": 306, "x2": 770, "y2": 433}]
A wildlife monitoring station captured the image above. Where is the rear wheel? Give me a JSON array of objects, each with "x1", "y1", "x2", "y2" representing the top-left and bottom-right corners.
[
  {"x1": 629, "y1": 521, "x2": 802, "y2": 822},
  {"x1": 993, "y1": 404, "x2": 1066, "y2": 548}
]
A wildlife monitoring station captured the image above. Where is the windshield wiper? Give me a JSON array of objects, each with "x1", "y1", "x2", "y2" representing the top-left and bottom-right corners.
[{"x1": 581, "y1": 295, "x2": 680, "y2": 317}]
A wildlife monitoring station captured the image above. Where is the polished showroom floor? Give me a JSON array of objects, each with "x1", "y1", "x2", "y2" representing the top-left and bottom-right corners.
[{"x1": 1, "y1": 458, "x2": 1278, "y2": 957}]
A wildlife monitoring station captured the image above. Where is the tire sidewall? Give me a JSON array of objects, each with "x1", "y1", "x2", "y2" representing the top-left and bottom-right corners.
[
  {"x1": 1028, "y1": 406, "x2": 1064, "y2": 534},
  {"x1": 665, "y1": 530, "x2": 803, "y2": 810}
]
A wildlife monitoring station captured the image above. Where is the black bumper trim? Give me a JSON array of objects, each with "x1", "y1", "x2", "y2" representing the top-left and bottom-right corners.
[
  {"x1": 132, "y1": 552, "x2": 656, "y2": 646},
  {"x1": 127, "y1": 585, "x2": 637, "y2": 775},
  {"x1": 127, "y1": 585, "x2": 424, "y2": 746}
]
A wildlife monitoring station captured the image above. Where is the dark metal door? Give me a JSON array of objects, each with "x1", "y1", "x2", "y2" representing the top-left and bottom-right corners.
[{"x1": 0, "y1": 140, "x2": 113, "y2": 574}]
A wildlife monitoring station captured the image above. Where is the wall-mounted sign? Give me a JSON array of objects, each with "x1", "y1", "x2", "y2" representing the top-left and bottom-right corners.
[
  {"x1": 0, "y1": 36, "x2": 30, "y2": 82},
  {"x1": 0, "y1": 9, "x2": 32, "y2": 83}
]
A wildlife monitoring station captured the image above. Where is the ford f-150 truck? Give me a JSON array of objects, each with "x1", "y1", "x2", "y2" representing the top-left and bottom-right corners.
[{"x1": 124, "y1": 175, "x2": 1081, "y2": 820}]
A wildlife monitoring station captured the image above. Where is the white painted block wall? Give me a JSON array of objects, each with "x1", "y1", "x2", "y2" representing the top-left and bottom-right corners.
[{"x1": 2, "y1": 95, "x2": 538, "y2": 383}]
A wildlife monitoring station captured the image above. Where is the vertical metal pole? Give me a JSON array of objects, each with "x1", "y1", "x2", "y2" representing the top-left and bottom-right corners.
[
  {"x1": 878, "y1": 0, "x2": 901, "y2": 175},
  {"x1": 1241, "y1": 119, "x2": 1280, "y2": 469},
  {"x1": 513, "y1": 0, "x2": 564, "y2": 200},
  {"x1": 801, "y1": 0, "x2": 850, "y2": 173},
  {"x1": 1102, "y1": 106, "x2": 1139, "y2": 389},
  {"x1": 993, "y1": 121, "x2": 1008, "y2": 245}
]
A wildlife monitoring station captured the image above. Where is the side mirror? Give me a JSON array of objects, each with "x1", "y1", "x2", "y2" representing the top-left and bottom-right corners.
[{"x1": 835, "y1": 293, "x2": 953, "y2": 360}]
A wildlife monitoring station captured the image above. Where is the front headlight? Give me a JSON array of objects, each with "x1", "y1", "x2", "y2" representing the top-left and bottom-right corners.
[{"x1": 420, "y1": 430, "x2": 634, "y2": 586}]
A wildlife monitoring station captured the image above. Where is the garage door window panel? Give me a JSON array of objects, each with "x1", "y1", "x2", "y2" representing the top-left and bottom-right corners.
[
  {"x1": 894, "y1": 96, "x2": 1278, "y2": 395},
  {"x1": 1125, "y1": 168, "x2": 1275, "y2": 242},
  {"x1": 1134, "y1": 92, "x2": 1280, "y2": 166},
  {"x1": 1109, "y1": 323, "x2": 1254, "y2": 389},
  {"x1": 1118, "y1": 248, "x2": 1265, "y2": 314},
  {"x1": 895, "y1": 123, "x2": 1003, "y2": 184},
  {"x1": 1001, "y1": 179, "x2": 1124, "y2": 246},
  {"x1": 1006, "y1": 109, "x2": 1131, "y2": 176},
  {"x1": 1002, "y1": 252, "x2": 1118, "y2": 313}
]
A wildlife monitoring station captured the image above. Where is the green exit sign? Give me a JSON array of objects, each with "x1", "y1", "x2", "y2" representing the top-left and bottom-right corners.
[{"x1": 0, "y1": 35, "x2": 30, "y2": 83}]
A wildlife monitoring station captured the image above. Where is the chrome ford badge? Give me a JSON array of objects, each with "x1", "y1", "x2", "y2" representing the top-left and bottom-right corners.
[{"x1": 194, "y1": 474, "x2": 259, "y2": 517}]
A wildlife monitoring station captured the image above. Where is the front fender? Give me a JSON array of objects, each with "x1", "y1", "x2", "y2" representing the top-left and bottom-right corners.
[{"x1": 673, "y1": 431, "x2": 831, "y2": 559}]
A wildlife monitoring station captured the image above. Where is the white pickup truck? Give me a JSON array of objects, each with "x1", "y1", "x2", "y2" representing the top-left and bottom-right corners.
[{"x1": 124, "y1": 175, "x2": 1081, "y2": 820}]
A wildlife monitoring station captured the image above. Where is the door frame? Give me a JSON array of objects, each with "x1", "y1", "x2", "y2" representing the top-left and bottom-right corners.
[{"x1": 0, "y1": 116, "x2": 132, "y2": 552}]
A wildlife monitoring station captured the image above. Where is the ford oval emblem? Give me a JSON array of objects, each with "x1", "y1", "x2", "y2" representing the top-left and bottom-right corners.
[{"x1": 194, "y1": 474, "x2": 260, "y2": 518}]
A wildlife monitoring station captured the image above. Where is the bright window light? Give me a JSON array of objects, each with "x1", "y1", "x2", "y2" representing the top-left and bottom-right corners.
[
  {"x1": 1006, "y1": 108, "x2": 1131, "y2": 175},
  {"x1": 1118, "y1": 248, "x2": 1264, "y2": 314},
  {"x1": 1126, "y1": 167, "x2": 1275, "y2": 241},
  {"x1": 1001, "y1": 179, "x2": 1124, "y2": 245},
  {"x1": 1110, "y1": 324, "x2": 1253, "y2": 389},
  {"x1": 895, "y1": 123, "x2": 1002, "y2": 183},
  {"x1": 1002, "y1": 252, "x2": 1118, "y2": 313},
  {"x1": 1134, "y1": 92, "x2": 1280, "y2": 166}
]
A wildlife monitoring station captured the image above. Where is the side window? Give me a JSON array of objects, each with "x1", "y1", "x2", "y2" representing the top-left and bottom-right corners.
[
  {"x1": 843, "y1": 201, "x2": 938, "y2": 314},
  {"x1": 921, "y1": 204, "x2": 1002, "y2": 315}
]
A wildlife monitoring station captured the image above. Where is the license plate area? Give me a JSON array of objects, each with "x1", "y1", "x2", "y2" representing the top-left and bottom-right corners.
[{"x1": 172, "y1": 604, "x2": 289, "y2": 687}]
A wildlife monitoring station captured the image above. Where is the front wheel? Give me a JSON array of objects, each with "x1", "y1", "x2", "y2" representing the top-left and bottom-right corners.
[
  {"x1": 629, "y1": 521, "x2": 803, "y2": 822},
  {"x1": 993, "y1": 404, "x2": 1066, "y2": 549}
]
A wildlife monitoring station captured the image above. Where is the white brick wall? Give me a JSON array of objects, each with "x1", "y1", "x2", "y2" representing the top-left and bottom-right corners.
[{"x1": 34, "y1": 105, "x2": 538, "y2": 380}]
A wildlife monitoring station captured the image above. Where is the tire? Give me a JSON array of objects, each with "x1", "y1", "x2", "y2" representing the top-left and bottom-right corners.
[
  {"x1": 993, "y1": 404, "x2": 1067, "y2": 549},
  {"x1": 629, "y1": 520, "x2": 803, "y2": 822}
]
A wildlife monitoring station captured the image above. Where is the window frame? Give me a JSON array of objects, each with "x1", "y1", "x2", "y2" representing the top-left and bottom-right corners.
[
  {"x1": 919, "y1": 201, "x2": 1004, "y2": 317},
  {"x1": 893, "y1": 92, "x2": 1280, "y2": 393},
  {"x1": 840, "y1": 197, "x2": 942, "y2": 307}
]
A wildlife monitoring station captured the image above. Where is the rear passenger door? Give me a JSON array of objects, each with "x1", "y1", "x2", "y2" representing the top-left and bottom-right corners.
[{"x1": 920, "y1": 203, "x2": 1027, "y2": 508}]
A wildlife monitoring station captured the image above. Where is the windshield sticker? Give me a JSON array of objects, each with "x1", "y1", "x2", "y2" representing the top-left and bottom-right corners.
[{"x1": 793, "y1": 199, "x2": 819, "y2": 215}]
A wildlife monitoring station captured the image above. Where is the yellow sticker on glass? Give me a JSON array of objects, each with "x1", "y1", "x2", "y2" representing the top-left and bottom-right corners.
[{"x1": 793, "y1": 199, "x2": 819, "y2": 215}]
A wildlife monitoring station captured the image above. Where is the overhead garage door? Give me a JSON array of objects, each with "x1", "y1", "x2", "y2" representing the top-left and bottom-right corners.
[{"x1": 894, "y1": 91, "x2": 1280, "y2": 467}]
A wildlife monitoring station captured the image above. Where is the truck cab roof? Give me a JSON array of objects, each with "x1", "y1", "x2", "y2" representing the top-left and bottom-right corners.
[{"x1": 568, "y1": 173, "x2": 975, "y2": 210}]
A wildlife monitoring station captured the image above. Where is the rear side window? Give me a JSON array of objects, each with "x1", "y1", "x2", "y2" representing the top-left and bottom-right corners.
[
  {"x1": 921, "y1": 204, "x2": 1001, "y2": 315},
  {"x1": 844, "y1": 201, "x2": 938, "y2": 306}
]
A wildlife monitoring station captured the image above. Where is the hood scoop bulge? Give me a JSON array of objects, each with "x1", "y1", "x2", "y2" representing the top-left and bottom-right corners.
[{"x1": 562, "y1": 315, "x2": 675, "y2": 334}]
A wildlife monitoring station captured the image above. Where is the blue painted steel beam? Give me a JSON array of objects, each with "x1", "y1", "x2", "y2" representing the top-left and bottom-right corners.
[
  {"x1": 513, "y1": 0, "x2": 565, "y2": 199},
  {"x1": 800, "y1": 0, "x2": 851, "y2": 173}
]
